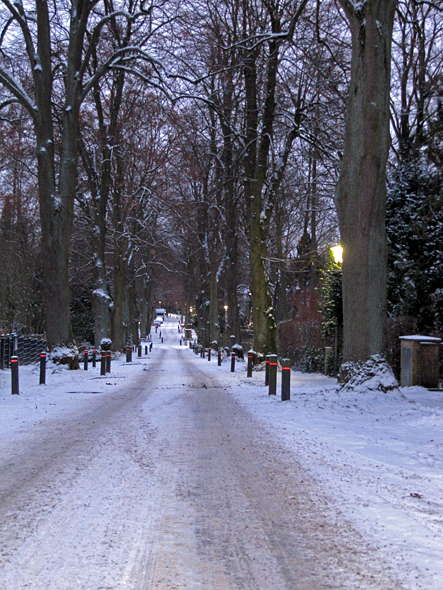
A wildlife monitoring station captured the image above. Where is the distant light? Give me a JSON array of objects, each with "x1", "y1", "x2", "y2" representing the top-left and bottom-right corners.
[
  {"x1": 224, "y1": 305, "x2": 228, "y2": 311},
  {"x1": 331, "y1": 245, "x2": 343, "y2": 264}
]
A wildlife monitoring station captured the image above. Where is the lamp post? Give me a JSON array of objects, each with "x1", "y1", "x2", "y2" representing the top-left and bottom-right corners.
[{"x1": 331, "y1": 244, "x2": 342, "y2": 376}]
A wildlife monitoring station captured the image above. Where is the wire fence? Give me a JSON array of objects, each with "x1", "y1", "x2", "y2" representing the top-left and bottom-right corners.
[{"x1": 0, "y1": 334, "x2": 46, "y2": 369}]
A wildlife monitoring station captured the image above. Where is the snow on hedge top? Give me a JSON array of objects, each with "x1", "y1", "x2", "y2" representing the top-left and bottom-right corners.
[{"x1": 399, "y1": 335, "x2": 441, "y2": 342}]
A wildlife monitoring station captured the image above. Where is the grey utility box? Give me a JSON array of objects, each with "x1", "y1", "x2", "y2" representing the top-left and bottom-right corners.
[{"x1": 399, "y1": 335, "x2": 441, "y2": 388}]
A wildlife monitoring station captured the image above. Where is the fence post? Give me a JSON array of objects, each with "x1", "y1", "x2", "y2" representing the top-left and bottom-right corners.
[
  {"x1": 282, "y1": 358, "x2": 291, "y2": 401},
  {"x1": 40, "y1": 353, "x2": 46, "y2": 385},
  {"x1": 11, "y1": 356, "x2": 19, "y2": 395},
  {"x1": 247, "y1": 350, "x2": 254, "y2": 378},
  {"x1": 84, "y1": 351, "x2": 88, "y2": 371},
  {"x1": 231, "y1": 351, "x2": 235, "y2": 372},
  {"x1": 269, "y1": 354, "x2": 277, "y2": 395}
]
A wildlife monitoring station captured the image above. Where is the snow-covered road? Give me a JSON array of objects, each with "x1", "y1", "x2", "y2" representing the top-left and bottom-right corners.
[{"x1": 0, "y1": 317, "x2": 440, "y2": 588}]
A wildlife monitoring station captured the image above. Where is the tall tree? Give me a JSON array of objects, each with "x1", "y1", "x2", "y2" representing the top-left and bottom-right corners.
[
  {"x1": 0, "y1": 1, "x2": 162, "y2": 347},
  {"x1": 335, "y1": 0, "x2": 397, "y2": 367}
]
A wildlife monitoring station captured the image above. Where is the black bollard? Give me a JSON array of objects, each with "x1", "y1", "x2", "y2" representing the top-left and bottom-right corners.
[
  {"x1": 11, "y1": 356, "x2": 19, "y2": 395},
  {"x1": 265, "y1": 355, "x2": 270, "y2": 386},
  {"x1": 39, "y1": 353, "x2": 46, "y2": 385},
  {"x1": 268, "y1": 354, "x2": 277, "y2": 395},
  {"x1": 106, "y1": 351, "x2": 111, "y2": 373},
  {"x1": 282, "y1": 358, "x2": 291, "y2": 401},
  {"x1": 138, "y1": 345, "x2": 142, "y2": 358},
  {"x1": 161, "y1": 337, "x2": 164, "y2": 343},
  {"x1": 126, "y1": 347, "x2": 132, "y2": 362},
  {"x1": 100, "y1": 352, "x2": 106, "y2": 375},
  {"x1": 84, "y1": 350, "x2": 88, "y2": 371},
  {"x1": 92, "y1": 350, "x2": 96, "y2": 368},
  {"x1": 231, "y1": 351, "x2": 235, "y2": 372},
  {"x1": 218, "y1": 350, "x2": 221, "y2": 366},
  {"x1": 208, "y1": 348, "x2": 211, "y2": 361},
  {"x1": 145, "y1": 345, "x2": 148, "y2": 355},
  {"x1": 247, "y1": 350, "x2": 254, "y2": 378},
  {"x1": 150, "y1": 343, "x2": 153, "y2": 352}
]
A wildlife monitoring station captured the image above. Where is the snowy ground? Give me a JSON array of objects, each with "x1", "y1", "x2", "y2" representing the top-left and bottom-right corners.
[{"x1": 0, "y1": 316, "x2": 442, "y2": 589}]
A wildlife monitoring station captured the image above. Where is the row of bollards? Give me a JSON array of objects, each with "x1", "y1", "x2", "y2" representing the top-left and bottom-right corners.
[
  {"x1": 10, "y1": 348, "x2": 114, "y2": 395},
  {"x1": 265, "y1": 354, "x2": 290, "y2": 400},
  {"x1": 126, "y1": 342, "x2": 152, "y2": 362},
  {"x1": 191, "y1": 342, "x2": 291, "y2": 401}
]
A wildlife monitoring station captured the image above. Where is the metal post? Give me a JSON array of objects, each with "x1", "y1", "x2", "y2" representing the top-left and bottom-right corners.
[
  {"x1": 84, "y1": 351, "x2": 88, "y2": 371},
  {"x1": 265, "y1": 355, "x2": 270, "y2": 386},
  {"x1": 106, "y1": 351, "x2": 111, "y2": 373},
  {"x1": 282, "y1": 358, "x2": 291, "y2": 401},
  {"x1": 145, "y1": 345, "x2": 148, "y2": 355},
  {"x1": 11, "y1": 356, "x2": 19, "y2": 395},
  {"x1": 247, "y1": 350, "x2": 254, "y2": 378},
  {"x1": 218, "y1": 350, "x2": 221, "y2": 366},
  {"x1": 39, "y1": 353, "x2": 46, "y2": 385},
  {"x1": 150, "y1": 343, "x2": 153, "y2": 352},
  {"x1": 126, "y1": 347, "x2": 132, "y2": 362},
  {"x1": 231, "y1": 351, "x2": 235, "y2": 372},
  {"x1": 100, "y1": 352, "x2": 106, "y2": 376},
  {"x1": 138, "y1": 345, "x2": 142, "y2": 358},
  {"x1": 269, "y1": 354, "x2": 277, "y2": 395},
  {"x1": 92, "y1": 350, "x2": 96, "y2": 368},
  {"x1": 208, "y1": 348, "x2": 211, "y2": 361}
]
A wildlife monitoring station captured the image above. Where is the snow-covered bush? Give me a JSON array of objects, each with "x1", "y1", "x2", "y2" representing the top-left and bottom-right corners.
[
  {"x1": 49, "y1": 346, "x2": 80, "y2": 370},
  {"x1": 340, "y1": 354, "x2": 398, "y2": 393}
]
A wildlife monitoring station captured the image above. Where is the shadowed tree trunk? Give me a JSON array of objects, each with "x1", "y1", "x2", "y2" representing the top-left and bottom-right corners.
[{"x1": 335, "y1": 0, "x2": 398, "y2": 364}]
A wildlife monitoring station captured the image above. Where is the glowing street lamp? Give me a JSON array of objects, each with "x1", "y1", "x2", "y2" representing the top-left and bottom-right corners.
[{"x1": 331, "y1": 245, "x2": 343, "y2": 264}]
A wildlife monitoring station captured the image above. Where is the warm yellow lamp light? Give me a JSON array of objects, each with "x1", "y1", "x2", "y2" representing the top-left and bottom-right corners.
[{"x1": 331, "y1": 245, "x2": 343, "y2": 264}]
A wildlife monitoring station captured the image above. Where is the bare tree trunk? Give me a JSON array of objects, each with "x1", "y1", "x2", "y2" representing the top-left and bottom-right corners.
[
  {"x1": 244, "y1": 45, "x2": 278, "y2": 355},
  {"x1": 112, "y1": 248, "x2": 127, "y2": 349},
  {"x1": 209, "y1": 257, "x2": 219, "y2": 344},
  {"x1": 335, "y1": 0, "x2": 397, "y2": 363}
]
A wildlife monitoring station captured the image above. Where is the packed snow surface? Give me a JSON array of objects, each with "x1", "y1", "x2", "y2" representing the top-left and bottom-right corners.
[{"x1": 0, "y1": 316, "x2": 442, "y2": 589}]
